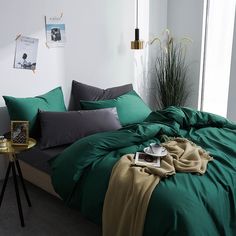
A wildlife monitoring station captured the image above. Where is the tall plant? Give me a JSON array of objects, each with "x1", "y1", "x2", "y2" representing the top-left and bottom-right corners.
[{"x1": 151, "y1": 30, "x2": 191, "y2": 109}]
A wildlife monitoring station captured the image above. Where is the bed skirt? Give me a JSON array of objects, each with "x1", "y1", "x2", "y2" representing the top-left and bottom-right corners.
[{"x1": 19, "y1": 160, "x2": 61, "y2": 199}]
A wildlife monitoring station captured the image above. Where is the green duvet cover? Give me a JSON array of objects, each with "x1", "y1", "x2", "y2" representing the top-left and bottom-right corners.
[{"x1": 50, "y1": 106, "x2": 236, "y2": 236}]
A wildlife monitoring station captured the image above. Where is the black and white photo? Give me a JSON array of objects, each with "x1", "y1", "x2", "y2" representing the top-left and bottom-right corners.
[{"x1": 14, "y1": 36, "x2": 39, "y2": 70}]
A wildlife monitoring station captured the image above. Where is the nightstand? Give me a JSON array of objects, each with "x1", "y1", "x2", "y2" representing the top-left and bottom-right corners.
[{"x1": 0, "y1": 138, "x2": 36, "y2": 227}]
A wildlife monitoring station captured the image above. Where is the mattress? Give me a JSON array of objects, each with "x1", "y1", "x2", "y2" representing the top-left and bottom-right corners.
[{"x1": 17, "y1": 144, "x2": 68, "y2": 174}]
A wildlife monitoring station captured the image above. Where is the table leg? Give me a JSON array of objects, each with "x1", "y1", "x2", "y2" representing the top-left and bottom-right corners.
[
  {"x1": 12, "y1": 161, "x2": 25, "y2": 227},
  {"x1": 15, "y1": 159, "x2": 32, "y2": 207},
  {"x1": 0, "y1": 161, "x2": 12, "y2": 207}
]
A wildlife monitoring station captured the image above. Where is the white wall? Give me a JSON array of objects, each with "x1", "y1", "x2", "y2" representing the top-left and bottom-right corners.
[
  {"x1": 137, "y1": 0, "x2": 205, "y2": 109},
  {"x1": 0, "y1": 0, "x2": 205, "y2": 179},
  {"x1": 167, "y1": 0, "x2": 205, "y2": 108},
  {"x1": 227, "y1": 11, "x2": 236, "y2": 121},
  {"x1": 0, "y1": 0, "x2": 135, "y2": 179},
  {"x1": 0, "y1": 0, "x2": 65, "y2": 107},
  {"x1": 0, "y1": 0, "x2": 204, "y2": 109},
  {"x1": 146, "y1": 0, "x2": 168, "y2": 109},
  {"x1": 133, "y1": 0, "x2": 168, "y2": 108},
  {"x1": 64, "y1": 0, "x2": 135, "y2": 105},
  {"x1": 0, "y1": 0, "x2": 135, "y2": 107}
]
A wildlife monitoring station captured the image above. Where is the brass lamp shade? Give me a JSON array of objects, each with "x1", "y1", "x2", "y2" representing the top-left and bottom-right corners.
[
  {"x1": 131, "y1": 40, "x2": 144, "y2": 49},
  {"x1": 131, "y1": 28, "x2": 144, "y2": 50}
]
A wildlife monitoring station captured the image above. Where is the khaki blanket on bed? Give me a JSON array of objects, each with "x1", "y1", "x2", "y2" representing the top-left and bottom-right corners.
[{"x1": 102, "y1": 138, "x2": 213, "y2": 236}]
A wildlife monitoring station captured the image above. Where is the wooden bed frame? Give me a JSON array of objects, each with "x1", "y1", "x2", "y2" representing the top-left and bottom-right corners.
[{"x1": 19, "y1": 160, "x2": 61, "y2": 199}]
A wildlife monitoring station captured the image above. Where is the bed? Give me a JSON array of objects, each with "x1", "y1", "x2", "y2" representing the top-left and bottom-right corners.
[
  {"x1": 18, "y1": 144, "x2": 67, "y2": 198},
  {"x1": 49, "y1": 106, "x2": 236, "y2": 236},
  {"x1": 1, "y1": 82, "x2": 236, "y2": 236}
]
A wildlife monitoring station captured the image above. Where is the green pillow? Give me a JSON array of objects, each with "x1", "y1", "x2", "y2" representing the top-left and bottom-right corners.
[
  {"x1": 3, "y1": 87, "x2": 66, "y2": 136},
  {"x1": 80, "y1": 90, "x2": 151, "y2": 126}
]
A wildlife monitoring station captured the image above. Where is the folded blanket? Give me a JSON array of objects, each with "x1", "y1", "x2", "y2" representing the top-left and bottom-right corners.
[{"x1": 102, "y1": 138, "x2": 213, "y2": 236}]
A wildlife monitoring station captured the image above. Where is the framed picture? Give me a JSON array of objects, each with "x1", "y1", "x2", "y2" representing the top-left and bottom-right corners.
[{"x1": 11, "y1": 121, "x2": 29, "y2": 146}]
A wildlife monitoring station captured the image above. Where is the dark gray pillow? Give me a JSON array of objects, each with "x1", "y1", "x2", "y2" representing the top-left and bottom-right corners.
[
  {"x1": 39, "y1": 108, "x2": 121, "y2": 149},
  {"x1": 69, "y1": 80, "x2": 133, "y2": 110}
]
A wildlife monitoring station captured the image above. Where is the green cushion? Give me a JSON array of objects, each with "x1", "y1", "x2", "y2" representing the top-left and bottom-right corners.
[
  {"x1": 80, "y1": 90, "x2": 151, "y2": 126},
  {"x1": 3, "y1": 87, "x2": 66, "y2": 136}
]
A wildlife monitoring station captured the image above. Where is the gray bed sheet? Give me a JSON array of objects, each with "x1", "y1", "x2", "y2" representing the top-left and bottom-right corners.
[{"x1": 17, "y1": 144, "x2": 68, "y2": 174}]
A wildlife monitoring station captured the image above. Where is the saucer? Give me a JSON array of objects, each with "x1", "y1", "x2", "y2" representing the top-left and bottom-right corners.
[{"x1": 143, "y1": 146, "x2": 168, "y2": 157}]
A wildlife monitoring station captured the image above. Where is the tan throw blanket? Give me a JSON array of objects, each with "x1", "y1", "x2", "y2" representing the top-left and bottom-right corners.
[{"x1": 102, "y1": 138, "x2": 213, "y2": 236}]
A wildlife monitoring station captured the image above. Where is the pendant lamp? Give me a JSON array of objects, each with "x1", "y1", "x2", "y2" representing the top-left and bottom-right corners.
[{"x1": 131, "y1": 0, "x2": 144, "y2": 49}]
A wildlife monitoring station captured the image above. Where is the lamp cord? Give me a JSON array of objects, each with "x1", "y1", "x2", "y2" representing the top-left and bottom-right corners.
[{"x1": 136, "y1": 0, "x2": 138, "y2": 28}]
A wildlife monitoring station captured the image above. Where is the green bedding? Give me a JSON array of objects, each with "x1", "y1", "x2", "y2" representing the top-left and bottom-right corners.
[{"x1": 50, "y1": 106, "x2": 236, "y2": 236}]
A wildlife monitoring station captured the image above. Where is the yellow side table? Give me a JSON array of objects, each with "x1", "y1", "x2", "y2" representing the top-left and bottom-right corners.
[{"x1": 0, "y1": 138, "x2": 36, "y2": 227}]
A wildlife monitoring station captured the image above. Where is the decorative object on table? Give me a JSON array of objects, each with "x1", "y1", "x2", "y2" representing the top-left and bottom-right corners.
[
  {"x1": 0, "y1": 138, "x2": 36, "y2": 227},
  {"x1": 45, "y1": 14, "x2": 66, "y2": 48},
  {"x1": 11, "y1": 121, "x2": 29, "y2": 146},
  {"x1": 150, "y1": 29, "x2": 192, "y2": 109},
  {"x1": 0, "y1": 136, "x2": 7, "y2": 150},
  {"x1": 131, "y1": 0, "x2": 144, "y2": 50},
  {"x1": 14, "y1": 35, "x2": 39, "y2": 71}
]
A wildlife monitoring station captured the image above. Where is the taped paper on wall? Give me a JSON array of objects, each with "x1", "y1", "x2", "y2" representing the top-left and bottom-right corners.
[
  {"x1": 14, "y1": 35, "x2": 39, "y2": 71},
  {"x1": 45, "y1": 15, "x2": 66, "y2": 48}
]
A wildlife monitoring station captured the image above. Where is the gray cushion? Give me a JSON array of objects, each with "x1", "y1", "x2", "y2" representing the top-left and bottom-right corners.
[
  {"x1": 69, "y1": 80, "x2": 133, "y2": 110},
  {"x1": 39, "y1": 108, "x2": 121, "y2": 149}
]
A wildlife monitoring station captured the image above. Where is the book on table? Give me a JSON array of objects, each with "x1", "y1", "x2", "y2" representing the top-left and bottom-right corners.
[{"x1": 134, "y1": 152, "x2": 160, "y2": 168}]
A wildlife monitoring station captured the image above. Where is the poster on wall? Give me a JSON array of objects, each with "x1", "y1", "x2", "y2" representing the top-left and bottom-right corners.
[
  {"x1": 45, "y1": 15, "x2": 66, "y2": 47},
  {"x1": 14, "y1": 36, "x2": 39, "y2": 71}
]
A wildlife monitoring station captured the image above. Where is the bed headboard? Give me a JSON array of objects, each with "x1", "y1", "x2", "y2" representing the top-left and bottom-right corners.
[{"x1": 0, "y1": 107, "x2": 10, "y2": 135}]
